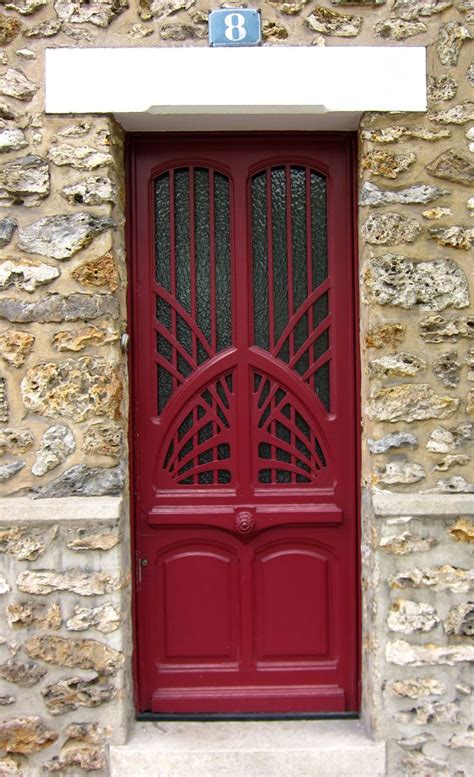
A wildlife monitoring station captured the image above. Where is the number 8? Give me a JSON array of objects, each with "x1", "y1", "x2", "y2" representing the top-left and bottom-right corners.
[{"x1": 224, "y1": 13, "x2": 247, "y2": 42}]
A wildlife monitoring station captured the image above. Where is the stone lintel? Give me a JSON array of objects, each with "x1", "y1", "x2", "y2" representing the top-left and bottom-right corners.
[
  {"x1": 373, "y1": 491, "x2": 474, "y2": 517},
  {"x1": 0, "y1": 496, "x2": 123, "y2": 524}
]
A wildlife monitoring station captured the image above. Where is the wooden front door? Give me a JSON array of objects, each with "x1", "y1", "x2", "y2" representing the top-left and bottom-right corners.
[{"x1": 130, "y1": 134, "x2": 358, "y2": 714}]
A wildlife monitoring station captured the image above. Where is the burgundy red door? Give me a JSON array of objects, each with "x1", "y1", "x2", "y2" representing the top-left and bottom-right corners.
[{"x1": 130, "y1": 134, "x2": 358, "y2": 714}]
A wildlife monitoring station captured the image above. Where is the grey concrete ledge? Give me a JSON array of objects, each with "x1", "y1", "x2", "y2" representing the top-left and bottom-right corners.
[
  {"x1": 0, "y1": 496, "x2": 123, "y2": 524},
  {"x1": 110, "y1": 720, "x2": 386, "y2": 777},
  {"x1": 373, "y1": 491, "x2": 474, "y2": 517}
]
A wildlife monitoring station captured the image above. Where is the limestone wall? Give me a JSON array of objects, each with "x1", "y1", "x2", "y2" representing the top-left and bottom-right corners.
[{"x1": 0, "y1": 1, "x2": 471, "y2": 775}]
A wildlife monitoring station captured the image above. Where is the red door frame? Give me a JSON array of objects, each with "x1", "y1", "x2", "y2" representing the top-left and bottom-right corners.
[{"x1": 126, "y1": 132, "x2": 361, "y2": 715}]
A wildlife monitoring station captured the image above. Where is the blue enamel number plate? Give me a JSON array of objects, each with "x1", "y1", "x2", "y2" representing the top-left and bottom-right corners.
[{"x1": 208, "y1": 8, "x2": 262, "y2": 47}]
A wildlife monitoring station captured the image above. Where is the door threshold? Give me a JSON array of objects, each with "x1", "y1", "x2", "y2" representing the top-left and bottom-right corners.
[{"x1": 137, "y1": 711, "x2": 360, "y2": 722}]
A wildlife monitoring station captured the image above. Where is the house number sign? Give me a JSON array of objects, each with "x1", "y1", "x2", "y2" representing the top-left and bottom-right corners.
[{"x1": 208, "y1": 8, "x2": 262, "y2": 47}]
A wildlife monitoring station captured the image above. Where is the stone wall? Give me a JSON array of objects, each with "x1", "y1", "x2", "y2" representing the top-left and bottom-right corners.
[{"x1": 0, "y1": 0, "x2": 472, "y2": 775}]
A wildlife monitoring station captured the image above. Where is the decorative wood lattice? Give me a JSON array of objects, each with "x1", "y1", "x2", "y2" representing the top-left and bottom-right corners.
[
  {"x1": 253, "y1": 371, "x2": 326, "y2": 485},
  {"x1": 161, "y1": 372, "x2": 235, "y2": 486},
  {"x1": 251, "y1": 165, "x2": 331, "y2": 411}
]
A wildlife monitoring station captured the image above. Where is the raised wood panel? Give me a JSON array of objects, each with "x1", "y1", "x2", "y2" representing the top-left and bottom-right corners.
[
  {"x1": 157, "y1": 543, "x2": 239, "y2": 663},
  {"x1": 255, "y1": 544, "x2": 329, "y2": 661}
]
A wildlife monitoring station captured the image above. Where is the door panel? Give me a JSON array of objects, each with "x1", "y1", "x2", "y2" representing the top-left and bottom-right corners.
[{"x1": 130, "y1": 134, "x2": 358, "y2": 714}]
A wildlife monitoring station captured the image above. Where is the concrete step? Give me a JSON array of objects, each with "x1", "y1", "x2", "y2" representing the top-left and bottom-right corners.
[{"x1": 109, "y1": 720, "x2": 386, "y2": 777}]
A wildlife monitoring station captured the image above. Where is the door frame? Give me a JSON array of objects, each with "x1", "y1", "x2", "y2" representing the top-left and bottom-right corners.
[{"x1": 126, "y1": 131, "x2": 361, "y2": 718}]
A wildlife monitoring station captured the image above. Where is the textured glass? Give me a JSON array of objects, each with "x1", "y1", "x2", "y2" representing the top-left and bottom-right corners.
[
  {"x1": 271, "y1": 167, "x2": 288, "y2": 348},
  {"x1": 174, "y1": 168, "x2": 191, "y2": 314},
  {"x1": 195, "y1": 168, "x2": 211, "y2": 345},
  {"x1": 155, "y1": 173, "x2": 171, "y2": 290},
  {"x1": 291, "y1": 167, "x2": 308, "y2": 354},
  {"x1": 157, "y1": 364, "x2": 172, "y2": 415},
  {"x1": 315, "y1": 361, "x2": 330, "y2": 412},
  {"x1": 251, "y1": 172, "x2": 269, "y2": 350},
  {"x1": 198, "y1": 419, "x2": 213, "y2": 484},
  {"x1": 310, "y1": 171, "x2": 327, "y2": 289},
  {"x1": 214, "y1": 173, "x2": 232, "y2": 351}
]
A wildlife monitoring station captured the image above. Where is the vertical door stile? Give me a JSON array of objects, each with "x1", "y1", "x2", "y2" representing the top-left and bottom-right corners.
[{"x1": 209, "y1": 169, "x2": 217, "y2": 355}]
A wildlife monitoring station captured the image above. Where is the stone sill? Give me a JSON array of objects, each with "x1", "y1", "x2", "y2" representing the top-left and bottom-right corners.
[
  {"x1": 109, "y1": 720, "x2": 386, "y2": 777},
  {"x1": 373, "y1": 491, "x2": 474, "y2": 517},
  {"x1": 0, "y1": 496, "x2": 123, "y2": 524}
]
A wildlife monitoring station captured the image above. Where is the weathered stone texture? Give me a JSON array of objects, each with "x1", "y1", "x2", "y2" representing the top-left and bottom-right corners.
[
  {"x1": 380, "y1": 531, "x2": 437, "y2": 555},
  {"x1": 25, "y1": 635, "x2": 124, "y2": 676},
  {"x1": 419, "y1": 315, "x2": 474, "y2": 343},
  {"x1": 54, "y1": 0, "x2": 129, "y2": 26},
  {"x1": 361, "y1": 150, "x2": 416, "y2": 179},
  {"x1": 44, "y1": 741, "x2": 107, "y2": 773},
  {"x1": 437, "y1": 21, "x2": 472, "y2": 66},
  {"x1": 48, "y1": 143, "x2": 114, "y2": 171},
  {"x1": 0, "y1": 716, "x2": 57, "y2": 754},
  {"x1": 429, "y1": 225, "x2": 474, "y2": 250},
  {"x1": 374, "y1": 17, "x2": 426, "y2": 38},
  {"x1": 0, "y1": 69, "x2": 37, "y2": 101},
  {"x1": 66, "y1": 526, "x2": 121, "y2": 551},
  {"x1": 0, "y1": 379, "x2": 8, "y2": 423},
  {"x1": 368, "y1": 352, "x2": 426, "y2": 378},
  {"x1": 0, "y1": 218, "x2": 17, "y2": 248},
  {"x1": 361, "y1": 126, "x2": 451, "y2": 144},
  {"x1": 52, "y1": 324, "x2": 118, "y2": 352},
  {"x1": 0, "y1": 658, "x2": 47, "y2": 687},
  {"x1": 386, "y1": 639, "x2": 474, "y2": 665},
  {"x1": 16, "y1": 569, "x2": 124, "y2": 596},
  {"x1": 368, "y1": 432, "x2": 417, "y2": 454},
  {"x1": 362, "y1": 256, "x2": 468, "y2": 311},
  {"x1": 139, "y1": 0, "x2": 194, "y2": 19},
  {"x1": 364, "y1": 323, "x2": 406, "y2": 349},
  {"x1": 367, "y1": 384, "x2": 459, "y2": 422},
  {"x1": 305, "y1": 6, "x2": 362, "y2": 35},
  {"x1": 72, "y1": 251, "x2": 119, "y2": 291},
  {"x1": 66, "y1": 603, "x2": 120, "y2": 633},
  {"x1": 31, "y1": 424, "x2": 75, "y2": 476},
  {"x1": 0, "y1": 329, "x2": 34, "y2": 368},
  {"x1": 392, "y1": 0, "x2": 452, "y2": 18},
  {"x1": 0, "y1": 428, "x2": 34, "y2": 455},
  {"x1": 0, "y1": 293, "x2": 119, "y2": 323},
  {"x1": 0, "y1": 524, "x2": 57, "y2": 560},
  {"x1": 0, "y1": 259, "x2": 59, "y2": 293},
  {"x1": 433, "y1": 351, "x2": 461, "y2": 388},
  {"x1": 0, "y1": 13, "x2": 21, "y2": 44},
  {"x1": 61, "y1": 175, "x2": 117, "y2": 206},
  {"x1": 6, "y1": 601, "x2": 62, "y2": 630},
  {"x1": 33, "y1": 463, "x2": 124, "y2": 497},
  {"x1": 82, "y1": 421, "x2": 124, "y2": 457},
  {"x1": 362, "y1": 214, "x2": 422, "y2": 245},
  {"x1": 389, "y1": 677, "x2": 446, "y2": 699},
  {"x1": 17, "y1": 213, "x2": 114, "y2": 260},
  {"x1": 387, "y1": 599, "x2": 439, "y2": 633},
  {"x1": 359, "y1": 181, "x2": 448, "y2": 207},
  {"x1": 448, "y1": 517, "x2": 474, "y2": 543},
  {"x1": 22, "y1": 18, "x2": 61, "y2": 37},
  {"x1": 389, "y1": 565, "x2": 474, "y2": 592},
  {"x1": 0, "y1": 460, "x2": 25, "y2": 481},
  {"x1": 42, "y1": 676, "x2": 114, "y2": 715},
  {"x1": 0, "y1": 129, "x2": 27, "y2": 154},
  {"x1": 427, "y1": 73, "x2": 458, "y2": 102},
  {"x1": 21, "y1": 357, "x2": 122, "y2": 421},
  {"x1": 444, "y1": 602, "x2": 474, "y2": 635},
  {"x1": 429, "y1": 101, "x2": 474, "y2": 125},
  {"x1": 0, "y1": 155, "x2": 50, "y2": 207},
  {"x1": 426, "y1": 149, "x2": 474, "y2": 186},
  {"x1": 375, "y1": 461, "x2": 426, "y2": 485},
  {"x1": 395, "y1": 700, "x2": 461, "y2": 726}
]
